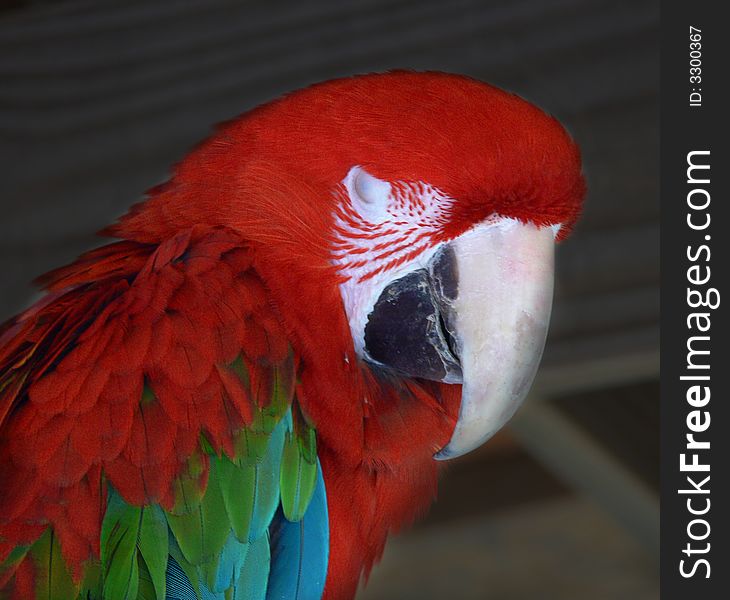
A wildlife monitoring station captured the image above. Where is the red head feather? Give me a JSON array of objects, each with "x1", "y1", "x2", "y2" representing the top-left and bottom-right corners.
[{"x1": 110, "y1": 71, "x2": 584, "y2": 246}]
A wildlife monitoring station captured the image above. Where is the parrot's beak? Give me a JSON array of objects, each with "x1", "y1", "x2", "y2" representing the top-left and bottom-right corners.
[
  {"x1": 434, "y1": 220, "x2": 555, "y2": 460},
  {"x1": 361, "y1": 218, "x2": 555, "y2": 460}
]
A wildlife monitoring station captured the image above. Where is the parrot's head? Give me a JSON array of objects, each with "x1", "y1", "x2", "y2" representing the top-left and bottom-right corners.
[{"x1": 117, "y1": 71, "x2": 585, "y2": 460}]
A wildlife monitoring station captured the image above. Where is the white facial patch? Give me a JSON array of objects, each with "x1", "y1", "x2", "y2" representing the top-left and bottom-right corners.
[
  {"x1": 331, "y1": 167, "x2": 454, "y2": 360},
  {"x1": 330, "y1": 166, "x2": 564, "y2": 362}
]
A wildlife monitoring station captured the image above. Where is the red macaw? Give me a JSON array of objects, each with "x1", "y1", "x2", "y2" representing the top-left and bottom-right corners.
[{"x1": 0, "y1": 71, "x2": 584, "y2": 600}]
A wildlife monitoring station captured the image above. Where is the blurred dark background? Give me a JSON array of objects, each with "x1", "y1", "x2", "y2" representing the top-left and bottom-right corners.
[{"x1": 0, "y1": 1, "x2": 659, "y2": 598}]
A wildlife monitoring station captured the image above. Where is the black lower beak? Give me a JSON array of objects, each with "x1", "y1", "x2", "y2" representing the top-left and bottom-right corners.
[{"x1": 363, "y1": 246, "x2": 462, "y2": 383}]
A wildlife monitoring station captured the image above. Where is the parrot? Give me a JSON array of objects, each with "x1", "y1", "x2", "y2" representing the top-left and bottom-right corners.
[{"x1": 0, "y1": 71, "x2": 584, "y2": 600}]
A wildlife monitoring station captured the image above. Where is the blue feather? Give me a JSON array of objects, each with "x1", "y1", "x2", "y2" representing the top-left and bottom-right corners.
[{"x1": 266, "y1": 461, "x2": 329, "y2": 600}]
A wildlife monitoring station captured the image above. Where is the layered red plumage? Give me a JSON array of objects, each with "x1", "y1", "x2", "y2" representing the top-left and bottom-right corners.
[{"x1": 0, "y1": 227, "x2": 290, "y2": 577}]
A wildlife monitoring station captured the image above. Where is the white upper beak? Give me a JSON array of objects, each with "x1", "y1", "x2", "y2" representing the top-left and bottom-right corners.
[{"x1": 435, "y1": 220, "x2": 555, "y2": 460}]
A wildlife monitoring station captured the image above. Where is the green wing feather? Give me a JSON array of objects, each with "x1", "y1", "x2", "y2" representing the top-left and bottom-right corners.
[
  {"x1": 165, "y1": 470, "x2": 230, "y2": 567},
  {"x1": 78, "y1": 561, "x2": 102, "y2": 600},
  {"x1": 280, "y1": 407, "x2": 318, "y2": 522},
  {"x1": 214, "y1": 455, "x2": 256, "y2": 543},
  {"x1": 28, "y1": 529, "x2": 80, "y2": 600},
  {"x1": 135, "y1": 558, "x2": 158, "y2": 600},
  {"x1": 100, "y1": 498, "x2": 139, "y2": 600},
  {"x1": 168, "y1": 451, "x2": 209, "y2": 516},
  {"x1": 137, "y1": 505, "x2": 168, "y2": 600}
]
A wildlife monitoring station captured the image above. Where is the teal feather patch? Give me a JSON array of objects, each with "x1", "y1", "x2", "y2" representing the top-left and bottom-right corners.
[
  {"x1": 205, "y1": 533, "x2": 248, "y2": 594},
  {"x1": 234, "y1": 533, "x2": 271, "y2": 600}
]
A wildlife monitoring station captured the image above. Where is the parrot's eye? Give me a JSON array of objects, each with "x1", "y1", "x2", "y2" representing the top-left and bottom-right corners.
[{"x1": 346, "y1": 166, "x2": 393, "y2": 223}]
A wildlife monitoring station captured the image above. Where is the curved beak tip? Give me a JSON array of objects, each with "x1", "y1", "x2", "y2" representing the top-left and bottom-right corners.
[{"x1": 433, "y1": 221, "x2": 555, "y2": 461}]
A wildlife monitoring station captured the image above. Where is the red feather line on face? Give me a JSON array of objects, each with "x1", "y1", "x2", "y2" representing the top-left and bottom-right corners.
[{"x1": 331, "y1": 178, "x2": 453, "y2": 286}]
